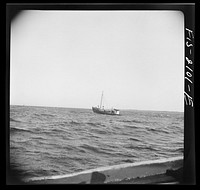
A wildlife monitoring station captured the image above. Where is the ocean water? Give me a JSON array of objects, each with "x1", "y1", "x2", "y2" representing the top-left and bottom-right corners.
[{"x1": 10, "y1": 105, "x2": 184, "y2": 180}]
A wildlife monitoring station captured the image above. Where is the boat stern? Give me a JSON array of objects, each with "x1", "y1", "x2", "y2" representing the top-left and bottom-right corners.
[{"x1": 113, "y1": 109, "x2": 120, "y2": 115}]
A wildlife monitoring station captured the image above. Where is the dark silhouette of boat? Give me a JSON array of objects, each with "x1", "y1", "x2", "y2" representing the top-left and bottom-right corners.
[{"x1": 92, "y1": 92, "x2": 120, "y2": 115}]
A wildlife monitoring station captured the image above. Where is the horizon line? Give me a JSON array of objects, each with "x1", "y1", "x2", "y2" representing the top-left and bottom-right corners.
[{"x1": 10, "y1": 104, "x2": 184, "y2": 113}]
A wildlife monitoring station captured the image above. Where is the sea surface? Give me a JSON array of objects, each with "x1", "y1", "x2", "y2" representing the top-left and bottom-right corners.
[{"x1": 10, "y1": 105, "x2": 184, "y2": 180}]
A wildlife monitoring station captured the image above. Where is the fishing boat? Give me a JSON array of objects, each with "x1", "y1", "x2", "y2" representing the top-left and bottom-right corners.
[{"x1": 92, "y1": 92, "x2": 120, "y2": 115}]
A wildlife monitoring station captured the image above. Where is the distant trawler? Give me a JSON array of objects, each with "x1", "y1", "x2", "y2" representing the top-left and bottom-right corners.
[{"x1": 92, "y1": 92, "x2": 120, "y2": 115}]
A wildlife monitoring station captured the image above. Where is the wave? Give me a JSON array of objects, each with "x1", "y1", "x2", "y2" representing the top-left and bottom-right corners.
[
  {"x1": 31, "y1": 169, "x2": 51, "y2": 177},
  {"x1": 87, "y1": 122, "x2": 106, "y2": 128},
  {"x1": 90, "y1": 128, "x2": 108, "y2": 135},
  {"x1": 146, "y1": 127, "x2": 170, "y2": 134},
  {"x1": 31, "y1": 136, "x2": 47, "y2": 141},
  {"x1": 120, "y1": 119, "x2": 143, "y2": 124},
  {"x1": 10, "y1": 118, "x2": 21, "y2": 123},
  {"x1": 67, "y1": 156, "x2": 88, "y2": 163},
  {"x1": 122, "y1": 159, "x2": 135, "y2": 163},
  {"x1": 176, "y1": 147, "x2": 184, "y2": 153},
  {"x1": 51, "y1": 128, "x2": 65, "y2": 133},
  {"x1": 33, "y1": 113, "x2": 41, "y2": 117},
  {"x1": 86, "y1": 122, "x2": 97, "y2": 127},
  {"x1": 32, "y1": 113, "x2": 56, "y2": 121},
  {"x1": 120, "y1": 119, "x2": 159, "y2": 127},
  {"x1": 10, "y1": 127, "x2": 31, "y2": 133},
  {"x1": 80, "y1": 144, "x2": 101, "y2": 153},
  {"x1": 40, "y1": 113, "x2": 55, "y2": 117},
  {"x1": 58, "y1": 121, "x2": 71, "y2": 127},
  {"x1": 129, "y1": 137, "x2": 141, "y2": 142},
  {"x1": 69, "y1": 121, "x2": 81, "y2": 125},
  {"x1": 80, "y1": 144, "x2": 113, "y2": 156},
  {"x1": 124, "y1": 125, "x2": 139, "y2": 129},
  {"x1": 126, "y1": 144, "x2": 157, "y2": 152},
  {"x1": 164, "y1": 147, "x2": 184, "y2": 153}
]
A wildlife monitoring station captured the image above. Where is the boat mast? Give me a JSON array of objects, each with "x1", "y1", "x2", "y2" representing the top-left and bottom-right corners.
[{"x1": 100, "y1": 91, "x2": 103, "y2": 108}]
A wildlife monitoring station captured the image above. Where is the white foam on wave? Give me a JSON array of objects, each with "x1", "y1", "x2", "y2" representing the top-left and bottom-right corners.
[{"x1": 26, "y1": 156, "x2": 183, "y2": 182}]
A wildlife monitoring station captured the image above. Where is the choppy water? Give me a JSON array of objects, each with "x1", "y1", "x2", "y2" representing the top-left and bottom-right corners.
[{"x1": 10, "y1": 105, "x2": 184, "y2": 180}]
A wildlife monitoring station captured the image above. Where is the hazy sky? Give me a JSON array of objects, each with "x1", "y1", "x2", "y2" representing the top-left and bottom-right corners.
[{"x1": 10, "y1": 10, "x2": 184, "y2": 111}]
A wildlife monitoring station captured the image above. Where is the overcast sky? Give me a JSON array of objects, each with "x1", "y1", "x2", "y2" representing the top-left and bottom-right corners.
[{"x1": 10, "y1": 10, "x2": 184, "y2": 111}]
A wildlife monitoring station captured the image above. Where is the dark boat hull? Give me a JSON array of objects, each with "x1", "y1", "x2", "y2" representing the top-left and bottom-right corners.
[{"x1": 92, "y1": 107, "x2": 120, "y2": 115}]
